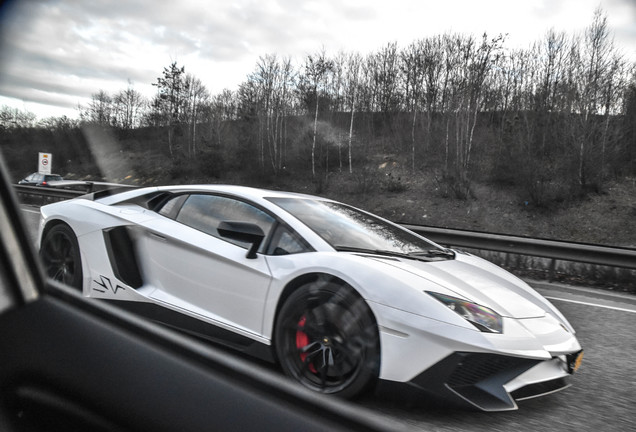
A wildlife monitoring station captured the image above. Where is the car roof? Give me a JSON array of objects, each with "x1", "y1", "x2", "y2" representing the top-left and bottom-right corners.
[
  {"x1": 94, "y1": 184, "x2": 332, "y2": 207},
  {"x1": 155, "y1": 184, "x2": 328, "y2": 201}
]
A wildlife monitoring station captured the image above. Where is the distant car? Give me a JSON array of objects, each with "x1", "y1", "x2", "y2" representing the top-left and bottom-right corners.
[
  {"x1": 18, "y1": 172, "x2": 64, "y2": 186},
  {"x1": 38, "y1": 185, "x2": 583, "y2": 411}
]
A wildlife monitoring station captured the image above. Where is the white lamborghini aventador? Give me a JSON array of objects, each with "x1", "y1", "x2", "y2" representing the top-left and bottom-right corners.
[{"x1": 38, "y1": 185, "x2": 583, "y2": 411}]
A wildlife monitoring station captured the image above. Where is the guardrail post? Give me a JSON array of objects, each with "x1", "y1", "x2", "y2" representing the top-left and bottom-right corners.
[{"x1": 548, "y1": 258, "x2": 556, "y2": 282}]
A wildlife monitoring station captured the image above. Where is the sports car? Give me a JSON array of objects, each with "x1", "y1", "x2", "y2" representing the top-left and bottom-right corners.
[{"x1": 38, "y1": 185, "x2": 583, "y2": 411}]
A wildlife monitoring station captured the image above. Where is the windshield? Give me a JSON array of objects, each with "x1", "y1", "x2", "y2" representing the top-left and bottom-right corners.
[{"x1": 268, "y1": 197, "x2": 441, "y2": 255}]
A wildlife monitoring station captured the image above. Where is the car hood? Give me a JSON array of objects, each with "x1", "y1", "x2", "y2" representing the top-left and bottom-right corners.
[{"x1": 366, "y1": 253, "x2": 547, "y2": 319}]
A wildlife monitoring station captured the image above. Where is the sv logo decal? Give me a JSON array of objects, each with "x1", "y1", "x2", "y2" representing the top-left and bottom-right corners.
[{"x1": 93, "y1": 275, "x2": 126, "y2": 294}]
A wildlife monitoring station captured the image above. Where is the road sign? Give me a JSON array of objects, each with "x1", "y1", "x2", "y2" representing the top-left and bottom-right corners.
[{"x1": 38, "y1": 152, "x2": 52, "y2": 175}]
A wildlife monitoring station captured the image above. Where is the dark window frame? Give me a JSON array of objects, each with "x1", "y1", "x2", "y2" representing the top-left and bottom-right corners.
[{"x1": 155, "y1": 192, "x2": 313, "y2": 256}]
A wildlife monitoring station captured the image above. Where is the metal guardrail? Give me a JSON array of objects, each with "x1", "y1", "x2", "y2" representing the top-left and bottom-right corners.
[
  {"x1": 14, "y1": 182, "x2": 137, "y2": 205},
  {"x1": 14, "y1": 184, "x2": 85, "y2": 204},
  {"x1": 404, "y1": 224, "x2": 636, "y2": 271},
  {"x1": 14, "y1": 185, "x2": 636, "y2": 271}
]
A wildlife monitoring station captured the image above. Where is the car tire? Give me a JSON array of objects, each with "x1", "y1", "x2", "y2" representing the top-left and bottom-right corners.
[
  {"x1": 274, "y1": 277, "x2": 380, "y2": 399},
  {"x1": 40, "y1": 223, "x2": 83, "y2": 290}
]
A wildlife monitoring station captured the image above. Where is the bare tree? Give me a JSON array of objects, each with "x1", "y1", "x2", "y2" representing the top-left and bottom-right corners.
[
  {"x1": 373, "y1": 42, "x2": 401, "y2": 115},
  {"x1": 330, "y1": 51, "x2": 347, "y2": 171},
  {"x1": 343, "y1": 52, "x2": 362, "y2": 173},
  {"x1": 183, "y1": 74, "x2": 210, "y2": 157},
  {"x1": 0, "y1": 105, "x2": 36, "y2": 128},
  {"x1": 208, "y1": 89, "x2": 237, "y2": 149},
  {"x1": 81, "y1": 90, "x2": 113, "y2": 126},
  {"x1": 275, "y1": 57, "x2": 295, "y2": 171},
  {"x1": 401, "y1": 40, "x2": 425, "y2": 172},
  {"x1": 112, "y1": 83, "x2": 145, "y2": 130},
  {"x1": 248, "y1": 54, "x2": 295, "y2": 172},
  {"x1": 301, "y1": 50, "x2": 334, "y2": 177},
  {"x1": 438, "y1": 33, "x2": 504, "y2": 198}
]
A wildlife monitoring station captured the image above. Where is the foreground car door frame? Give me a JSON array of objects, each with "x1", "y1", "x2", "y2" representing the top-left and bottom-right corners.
[{"x1": 0, "y1": 160, "x2": 395, "y2": 432}]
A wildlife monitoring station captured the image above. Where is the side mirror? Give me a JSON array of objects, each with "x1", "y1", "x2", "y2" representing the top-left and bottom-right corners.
[{"x1": 217, "y1": 221, "x2": 265, "y2": 259}]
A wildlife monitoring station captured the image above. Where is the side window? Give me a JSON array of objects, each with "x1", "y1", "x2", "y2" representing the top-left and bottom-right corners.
[
  {"x1": 176, "y1": 194, "x2": 275, "y2": 249},
  {"x1": 267, "y1": 224, "x2": 311, "y2": 255},
  {"x1": 158, "y1": 194, "x2": 188, "y2": 219}
]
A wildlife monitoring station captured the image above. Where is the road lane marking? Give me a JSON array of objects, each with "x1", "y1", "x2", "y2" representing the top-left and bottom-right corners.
[
  {"x1": 544, "y1": 296, "x2": 636, "y2": 314},
  {"x1": 20, "y1": 208, "x2": 40, "y2": 214}
]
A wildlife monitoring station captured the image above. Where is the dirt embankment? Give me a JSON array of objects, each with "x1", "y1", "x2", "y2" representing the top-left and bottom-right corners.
[{"x1": 313, "y1": 173, "x2": 636, "y2": 249}]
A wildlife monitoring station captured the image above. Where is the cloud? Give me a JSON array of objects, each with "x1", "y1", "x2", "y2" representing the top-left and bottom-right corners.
[{"x1": 1, "y1": 0, "x2": 635, "y2": 119}]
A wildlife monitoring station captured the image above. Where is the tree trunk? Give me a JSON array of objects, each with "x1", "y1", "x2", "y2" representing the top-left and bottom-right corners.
[
  {"x1": 348, "y1": 107, "x2": 354, "y2": 174},
  {"x1": 411, "y1": 108, "x2": 417, "y2": 173},
  {"x1": 312, "y1": 93, "x2": 319, "y2": 177}
]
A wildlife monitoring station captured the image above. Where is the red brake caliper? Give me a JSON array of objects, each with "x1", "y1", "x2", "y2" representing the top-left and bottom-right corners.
[{"x1": 296, "y1": 316, "x2": 317, "y2": 373}]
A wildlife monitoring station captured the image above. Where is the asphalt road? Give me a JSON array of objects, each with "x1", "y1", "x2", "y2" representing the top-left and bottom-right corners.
[{"x1": 21, "y1": 205, "x2": 636, "y2": 432}]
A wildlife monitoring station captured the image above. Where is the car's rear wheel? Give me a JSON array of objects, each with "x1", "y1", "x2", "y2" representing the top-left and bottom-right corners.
[
  {"x1": 40, "y1": 223, "x2": 83, "y2": 290},
  {"x1": 275, "y1": 277, "x2": 380, "y2": 399}
]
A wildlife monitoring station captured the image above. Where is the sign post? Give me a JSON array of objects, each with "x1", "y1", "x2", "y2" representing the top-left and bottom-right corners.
[{"x1": 38, "y1": 152, "x2": 52, "y2": 175}]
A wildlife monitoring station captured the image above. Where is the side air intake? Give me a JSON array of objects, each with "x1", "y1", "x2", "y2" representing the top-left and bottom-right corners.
[{"x1": 103, "y1": 226, "x2": 143, "y2": 289}]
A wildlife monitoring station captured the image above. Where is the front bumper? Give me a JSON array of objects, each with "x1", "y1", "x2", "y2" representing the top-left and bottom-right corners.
[
  {"x1": 370, "y1": 301, "x2": 583, "y2": 411},
  {"x1": 409, "y1": 350, "x2": 582, "y2": 411}
]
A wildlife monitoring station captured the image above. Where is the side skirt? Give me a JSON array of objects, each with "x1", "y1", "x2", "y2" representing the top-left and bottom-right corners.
[{"x1": 102, "y1": 299, "x2": 276, "y2": 363}]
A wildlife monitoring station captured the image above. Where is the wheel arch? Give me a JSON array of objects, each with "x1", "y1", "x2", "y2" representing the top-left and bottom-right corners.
[
  {"x1": 272, "y1": 272, "x2": 382, "y2": 398},
  {"x1": 273, "y1": 272, "x2": 380, "y2": 347},
  {"x1": 39, "y1": 219, "x2": 85, "y2": 290},
  {"x1": 40, "y1": 218, "x2": 76, "y2": 247}
]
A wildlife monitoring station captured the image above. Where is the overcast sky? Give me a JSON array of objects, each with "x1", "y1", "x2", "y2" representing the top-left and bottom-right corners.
[{"x1": 0, "y1": 0, "x2": 635, "y2": 119}]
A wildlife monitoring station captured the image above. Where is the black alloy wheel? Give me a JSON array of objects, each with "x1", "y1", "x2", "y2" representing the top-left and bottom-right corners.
[
  {"x1": 275, "y1": 278, "x2": 380, "y2": 399},
  {"x1": 40, "y1": 223, "x2": 83, "y2": 290}
]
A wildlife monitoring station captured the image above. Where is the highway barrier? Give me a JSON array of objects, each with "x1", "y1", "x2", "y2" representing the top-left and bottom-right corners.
[{"x1": 404, "y1": 224, "x2": 636, "y2": 271}]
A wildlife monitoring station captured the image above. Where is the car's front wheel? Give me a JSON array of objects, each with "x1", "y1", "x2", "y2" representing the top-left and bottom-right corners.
[
  {"x1": 40, "y1": 223, "x2": 83, "y2": 290},
  {"x1": 274, "y1": 277, "x2": 380, "y2": 398}
]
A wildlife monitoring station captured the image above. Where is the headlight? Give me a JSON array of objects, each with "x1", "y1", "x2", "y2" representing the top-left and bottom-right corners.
[{"x1": 427, "y1": 292, "x2": 503, "y2": 334}]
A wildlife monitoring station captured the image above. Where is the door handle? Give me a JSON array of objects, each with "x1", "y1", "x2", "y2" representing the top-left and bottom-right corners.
[{"x1": 148, "y1": 232, "x2": 167, "y2": 242}]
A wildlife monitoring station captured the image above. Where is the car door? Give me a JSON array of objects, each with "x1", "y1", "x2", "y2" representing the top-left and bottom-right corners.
[{"x1": 138, "y1": 193, "x2": 276, "y2": 339}]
